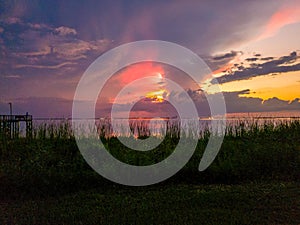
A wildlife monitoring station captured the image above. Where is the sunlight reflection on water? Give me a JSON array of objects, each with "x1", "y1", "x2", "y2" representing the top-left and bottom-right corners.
[{"x1": 27, "y1": 111, "x2": 300, "y2": 138}]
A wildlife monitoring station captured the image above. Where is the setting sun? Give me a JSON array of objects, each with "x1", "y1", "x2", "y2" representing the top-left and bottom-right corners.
[
  {"x1": 146, "y1": 89, "x2": 167, "y2": 103},
  {"x1": 157, "y1": 72, "x2": 163, "y2": 79}
]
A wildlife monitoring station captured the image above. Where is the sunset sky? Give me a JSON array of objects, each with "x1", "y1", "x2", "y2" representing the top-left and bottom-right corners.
[{"x1": 0, "y1": 0, "x2": 299, "y2": 117}]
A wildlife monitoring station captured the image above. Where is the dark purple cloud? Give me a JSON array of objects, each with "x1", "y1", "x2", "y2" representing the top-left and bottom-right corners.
[
  {"x1": 0, "y1": 16, "x2": 113, "y2": 100},
  {"x1": 200, "y1": 51, "x2": 241, "y2": 73},
  {"x1": 212, "y1": 51, "x2": 241, "y2": 61},
  {"x1": 206, "y1": 89, "x2": 300, "y2": 114},
  {"x1": 261, "y1": 57, "x2": 274, "y2": 61},
  {"x1": 245, "y1": 57, "x2": 259, "y2": 62},
  {"x1": 215, "y1": 51, "x2": 300, "y2": 84}
]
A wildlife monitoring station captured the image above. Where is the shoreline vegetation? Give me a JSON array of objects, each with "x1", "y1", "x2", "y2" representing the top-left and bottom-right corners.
[{"x1": 0, "y1": 119, "x2": 299, "y2": 224}]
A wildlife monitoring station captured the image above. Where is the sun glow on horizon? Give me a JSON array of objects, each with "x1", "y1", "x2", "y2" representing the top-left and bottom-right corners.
[
  {"x1": 144, "y1": 71, "x2": 167, "y2": 103},
  {"x1": 146, "y1": 89, "x2": 167, "y2": 103},
  {"x1": 157, "y1": 72, "x2": 163, "y2": 79},
  {"x1": 213, "y1": 71, "x2": 300, "y2": 101}
]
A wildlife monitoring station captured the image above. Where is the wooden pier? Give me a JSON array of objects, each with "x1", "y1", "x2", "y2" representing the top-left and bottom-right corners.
[{"x1": 0, "y1": 114, "x2": 32, "y2": 139}]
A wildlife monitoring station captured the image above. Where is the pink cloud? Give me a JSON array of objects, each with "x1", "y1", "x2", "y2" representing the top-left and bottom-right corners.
[
  {"x1": 117, "y1": 62, "x2": 164, "y2": 85},
  {"x1": 257, "y1": 2, "x2": 300, "y2": 41}
]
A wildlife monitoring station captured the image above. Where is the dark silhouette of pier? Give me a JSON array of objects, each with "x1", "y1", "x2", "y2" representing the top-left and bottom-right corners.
[{"x1": 0, "y1": 113, "x2": 32, "y2": 139}]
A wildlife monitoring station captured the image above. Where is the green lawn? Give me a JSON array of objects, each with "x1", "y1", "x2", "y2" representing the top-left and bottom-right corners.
[{"x1": 0, "y1": 181, "x2": 299, "y2": 225}]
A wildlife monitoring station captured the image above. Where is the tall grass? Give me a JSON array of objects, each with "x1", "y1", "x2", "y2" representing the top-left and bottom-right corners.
[{"x1": 0, "y1": 119, "x2": 299, "y2": 194}]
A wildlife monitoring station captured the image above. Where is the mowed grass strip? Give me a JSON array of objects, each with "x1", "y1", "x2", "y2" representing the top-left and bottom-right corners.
[{"x1": 0, "y1": 182, "x2": 299, "y2": 225}]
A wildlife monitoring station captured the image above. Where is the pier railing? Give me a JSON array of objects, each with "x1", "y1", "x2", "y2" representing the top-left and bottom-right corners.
[{"x1": 0, "y1": 114, "x2": 32, "y2": 139}]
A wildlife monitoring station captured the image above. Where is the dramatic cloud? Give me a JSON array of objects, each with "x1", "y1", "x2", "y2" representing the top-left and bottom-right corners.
[
  {"x1": 215, "y1": 51, "x2": 300, "y2": 84},
  {"x1": 224, "y1": 90, "x2": 300, "y2": 113},
  {"x1": 0, "y1": 17, "x2": 113, "y2": 101},
  {"x1": 212, "y1": 51, "x2": 241, "y2": 61},
  {"x1": 0, "y1": 18, "x2": 112, "y2": 62},
  {"x1": 203, "y1": 51, "x2": 243, "y2": 76},
  {"x1": 1, "y1": 1, "x2": 299, "y2": 117}
]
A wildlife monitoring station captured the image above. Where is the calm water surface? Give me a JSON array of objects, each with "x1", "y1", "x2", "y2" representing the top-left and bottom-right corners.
[{"x1": 28, "y1": 110, "x2": 300, "y2": 137}]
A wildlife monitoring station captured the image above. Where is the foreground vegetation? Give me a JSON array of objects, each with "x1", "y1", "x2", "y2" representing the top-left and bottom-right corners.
[
  {"x1": 0, "y1": 119, "x2": 299, "y2": 224},
  {"x1": 1, "y1": 182, "x2": 299, "y2": 225}
]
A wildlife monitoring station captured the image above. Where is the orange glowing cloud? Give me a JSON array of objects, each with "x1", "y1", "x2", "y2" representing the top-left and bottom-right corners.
[
  {"x1": 98, "y1": 62, "x2": 166, "y2": 106},
  {"x1": 212, "y1": 62, "x2": 234, "y2": 76},
  {"x1": 146, "y1": 89, "x2": 167, "y2": 103},
  {"x1": 258, "y1": 3, "x2": 300, "y2": 40}
]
